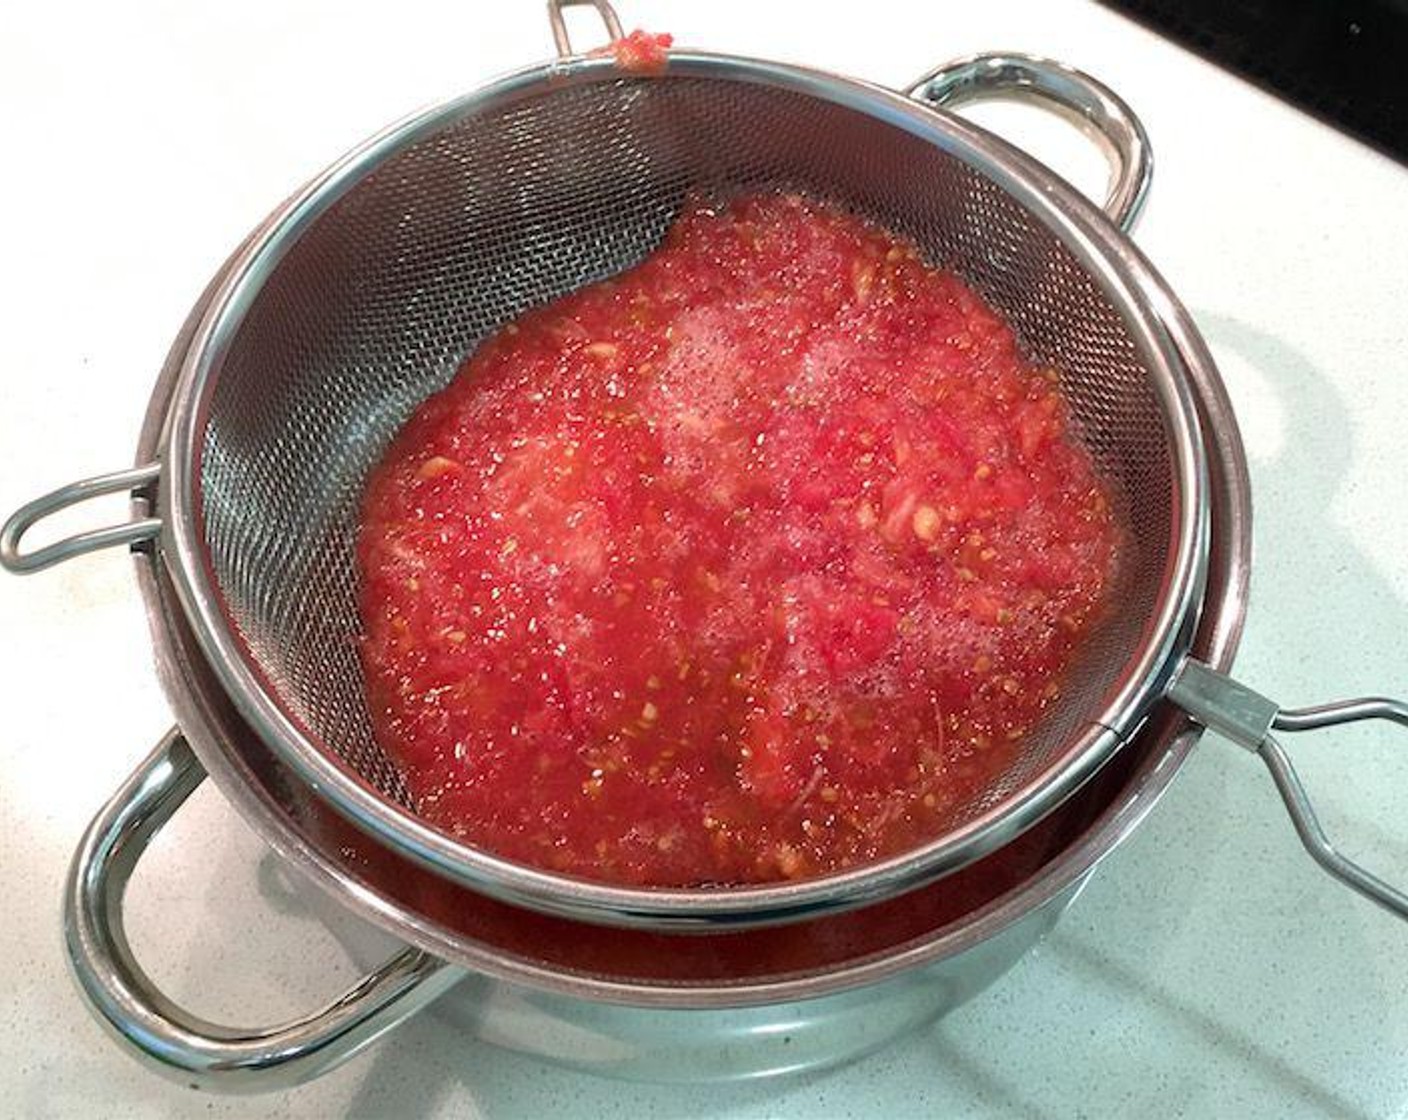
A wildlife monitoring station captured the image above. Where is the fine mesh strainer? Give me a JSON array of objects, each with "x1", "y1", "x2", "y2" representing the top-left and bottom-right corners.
[{"x1": 6, "y1": 1, "x2": 1406, "y2": 930}]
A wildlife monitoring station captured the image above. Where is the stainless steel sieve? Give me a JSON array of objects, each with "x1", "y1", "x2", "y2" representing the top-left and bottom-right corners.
[
  {"x1": 55, "y1": 247, "x2": 1253, "y2": 1091},
  {"x1": 6, "y1": 0, "x2": 1405, "y2": 930}
]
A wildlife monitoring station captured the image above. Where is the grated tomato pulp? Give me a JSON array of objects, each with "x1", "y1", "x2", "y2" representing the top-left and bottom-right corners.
[
  {"x1": 357, "y1": 192, "x2": 1120, "y2": 887},
  {"x1": 592, "y1": 29, "x2": 673, "y2": 74}
]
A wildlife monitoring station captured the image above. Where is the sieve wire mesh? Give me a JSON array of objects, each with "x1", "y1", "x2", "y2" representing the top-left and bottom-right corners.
[{"x1": 198, "y1": 72, "x2": 1176, "y2": 862}]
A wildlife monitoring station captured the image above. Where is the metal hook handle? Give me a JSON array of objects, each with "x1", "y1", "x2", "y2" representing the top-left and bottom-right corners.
[
  {"x1": 905, "y1": 53, "x2": 1153, "y2": 233},
  {"x1": 1168, "y1": 660, "x2": 1408, "y2": 922},
  {"x1": 1, "y1": 463, "x2": 162, "y2": 574},
  {"x1": 65, "y1": 729, "x2": 464, "y2": 1091},
  {"x1": 546, "y1": 0, "x2": 624, "y2": 59}
]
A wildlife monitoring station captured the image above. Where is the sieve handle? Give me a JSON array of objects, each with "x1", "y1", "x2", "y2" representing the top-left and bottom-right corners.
[
  {"x1": 0, "y1": 463, "x2": 162, "y2": 574},
  {"x1": 905, "y1": 53, "x2": 1153, "y2": 233},
  {"x1": 65, "y1": 728, "x2": 465, "y2": 1092},
  {"x1": 547, "y1": 0, "x2": 624, "y2": 58},
  {"x1": 1169, "y1": 659, "x2": 1408, "y2": 923}
]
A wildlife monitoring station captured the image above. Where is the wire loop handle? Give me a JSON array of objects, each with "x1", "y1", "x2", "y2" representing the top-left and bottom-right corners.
[
  {"x1": 1, "y1": 464, "x2": 161, "y2": 574},
  {"x1": 1169, "y1": 661, "x2": 1408, "y2": 922},
  {"x1": 547, "y1": 0, "x2": 624, "y2": 58}
]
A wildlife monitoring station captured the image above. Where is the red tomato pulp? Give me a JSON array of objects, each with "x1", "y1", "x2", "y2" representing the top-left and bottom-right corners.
[
  {"x1": 595, "y1": 29, "x2": 673, "y2": 74},
  {"x1": 358, "y1": 193, "x2": 1120, "y2": 886}
]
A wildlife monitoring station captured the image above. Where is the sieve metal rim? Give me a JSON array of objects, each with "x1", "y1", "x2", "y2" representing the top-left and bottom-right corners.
[{"x1": 159, "y1": 50, "x2": 1210, "y2": 928}]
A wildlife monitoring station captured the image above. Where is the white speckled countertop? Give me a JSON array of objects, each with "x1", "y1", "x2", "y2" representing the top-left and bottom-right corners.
[{"x1": 4, "y1": 2, "x2": 1408, "y2": 1116}]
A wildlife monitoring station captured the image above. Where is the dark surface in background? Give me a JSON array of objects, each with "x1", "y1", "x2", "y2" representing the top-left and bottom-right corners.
[{"x1": 1099, "y1": 0, "x2": 1408, "y2": 165}]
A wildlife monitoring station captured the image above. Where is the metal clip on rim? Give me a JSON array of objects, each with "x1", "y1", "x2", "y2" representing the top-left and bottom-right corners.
[
  {"x1": 906, "y1": 53, "x2": 1154, "y2": 233},
  {"x1": 0, "y1": 463, "x2": 162, "y2": 574},
  {"x1": 64, "y1": 730, "x2": 464, "y2": 1091},
  {"x1": 1169, "y1": 660, "x2": 1408, "y2": 921},
  {"x1": 547, "y1": 0, "x2": 624, "y2": 59}
]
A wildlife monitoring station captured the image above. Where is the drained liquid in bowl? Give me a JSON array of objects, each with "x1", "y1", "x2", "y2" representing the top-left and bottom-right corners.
[{"x1": 357, "y1": 192, "x2": 1119, "y2": 886}]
